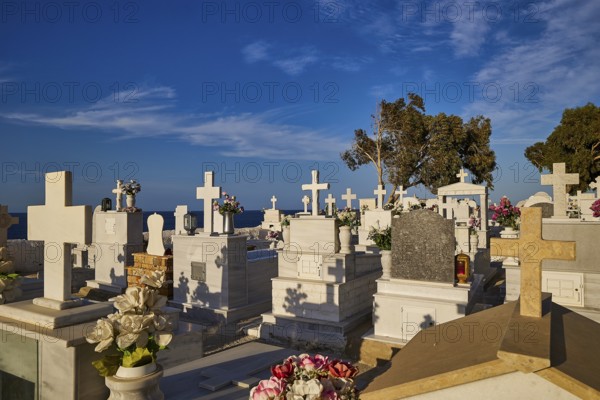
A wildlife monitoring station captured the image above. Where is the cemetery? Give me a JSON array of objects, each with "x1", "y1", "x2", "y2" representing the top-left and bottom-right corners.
[{"x1": 0, "y1": 151, "x2": 598, "y2": 400}]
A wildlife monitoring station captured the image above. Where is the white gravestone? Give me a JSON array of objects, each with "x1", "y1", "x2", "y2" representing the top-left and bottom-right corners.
[
  {"x1": 196, "y1": 171, "x2": 221, "y2": 235},
  {"x1": 28, "y1": 171, "x2": 92, "y2": 310},
  {"x1": 302, "y1": 170, "x2": 329, "y2": 216},
  {"x1": 341, "y1": 188, "x2": 357, "y2": 209},
  {"x1": 174, "y1": 205, "x2": 188, "y2": 235},
  {"x1": 541, "y1": 162, "x2": 579, "y2": 219},
  {"x1": 325, "y1": 193, "x2": 336, "y2": 216},
  {"x1": 112, "y1": 179, "x2": 124, "y2": 211},
  {"x1": 301, "y1": 195, "x2": 310, "y2": 214},
  {"x1": 0, "y1": 205, "x2": 19, "y2": 247},
  {"x1": 374, "y1": 185, "x2": 386, "y2": 209},
  {"x1": 147, "y1": 213, "x2": 166, "y2": 256},
  {"x1": 578, "y1": 190, "x2": 598, "y2": 221}
]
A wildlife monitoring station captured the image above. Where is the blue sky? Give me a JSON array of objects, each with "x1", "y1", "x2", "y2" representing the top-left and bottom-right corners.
[{"x1": 1, "y1": 0, "x2": 599, "y2": 212}]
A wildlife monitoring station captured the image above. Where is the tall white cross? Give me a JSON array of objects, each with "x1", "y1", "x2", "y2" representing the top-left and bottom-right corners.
[
  {"x1": 302, "y1": 170, "x2": 329, "y2": 216},
  {"x1": 374, "y1": 184, "x2": 386, "y2": 209},
  {"x1": 28, "y1": 171, "x2": 91, "y2": 309},
  {"x1": 270, "y1": 195, "x2": 278, "y2": 210},
  {"x1": 302, "y1": 195, "x2": 310, "y2": 213},
  {"x1": 590, "y1": 177, "x2": 599, "y2": 196},
  {"x1": 325, "y1": 194, "x2": 336, "y2": 216},
  {"x1": 541, "y1": 163, "x2": 579, "y2": 218},
  {"x1": 341, "y1": 188, "x2": 356, "y2": 209},
  {"x1": 456, "y1": 168, "x2": 468, "y2": 183},
  {"x1": 196, "y1": 171, "x2": 221, "y2": 234},
  {"x1": 0, "y1": 205, "x2": 19, "y2": 247},
  {"x1": 112, "y1": 180, "x2": 124, "y2": 211},
  {"x1": 395, "y1": 186, "x2": 407, "y2": 204}
]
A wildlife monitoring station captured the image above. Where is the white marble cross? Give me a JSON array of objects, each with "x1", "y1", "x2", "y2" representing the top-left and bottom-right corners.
[
  {"x1": 590, "y1": 177, "x2": 599, "y2": 196},
  {"x1": 341, "y1": 188, "x2": 356, "y2": 209},
  {"x1": 541, "y1": 163, "x2": 579, "y2": 218},
  {"x1": 395, "y1": 186, "x2": 407, "y2": 204},
  {"x1": 28, "y1": 171, "x2": 91, "y2": 309},
  {"x1": 302, "y1": 170, "x2": 329, "y2": 216},
  {"x1": 196, "y1": 171, "x2": 221, "y2": 234},
  {"x1": 325, "y1": 194, "x2": 336, "y2": 216},
  {"x1": 0, "y1": 205, "x2": 19, "y2": 247},
  {"x1": 174, "y1": 205, "x2": 188, "y2": 235},
  {"x1": 112, "y1": 179, "x2": 124, "y2": 211},
  {"x1": 271, "y1": 195, "x2": 278, "y2": 210},
  {"x1": 302, "y1": 195, "x2": 310, "y2": 213},
  {"x1": 456, "y1": 168, "x2": 468, "y2": 183},
  {"x1": 374, "y1": 184, "x2": 386, "y2": 209}
]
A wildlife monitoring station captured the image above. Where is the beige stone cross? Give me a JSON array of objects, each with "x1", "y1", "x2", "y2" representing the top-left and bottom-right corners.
[
  {"x1": 0, "y1": 205, "x2": 19, "y2": 247},
  {"x1": 456, "y1": 168, "x2": 468, "y2": 183},
  {"x1": 28, "y1": 171, "x2": 92, "y2": 309},
  {"x1": 341, "y1": 188, "x2": 356, "y2": 209},
  {"x1": 541, "y1": 162, "x2": 579, "y2": 218},
  {"x1": 490, "y1": 207, "x2": 576, "y2": 318},
  {"x1": 112, "y1": 179, "x2": 124, "y2": 211},
  {"x1": 325, "y1": 193, "x2": 336, "y2": 216}
]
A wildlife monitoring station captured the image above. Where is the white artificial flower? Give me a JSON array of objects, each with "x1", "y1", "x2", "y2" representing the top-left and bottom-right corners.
[
  {"x1": 114, "y1": 286, "x2": 150, "y2": 314},
  {"x1": 140, "y1": 270, "x2": 166, "y2": 289},
  {"x1": 115, "y1": 314, "x2": 154, "y2": 349},
  {"x1": 145, "y1": 290, "x2": 167, "y2": 311},
  {"x1": 154, "y1": 331, "x2": 173, "y2": 347},
  {"x1": 287, "y1": 378, "x2": 323, "y2": 400},
  {"x1": 85, "y1": 318, "x2": 115, "y2": 352}
]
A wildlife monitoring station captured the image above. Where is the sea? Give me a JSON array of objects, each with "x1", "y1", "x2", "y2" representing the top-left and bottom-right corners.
[{"x1": 7, "y1": 210, "x2": 301, "y2": 240}]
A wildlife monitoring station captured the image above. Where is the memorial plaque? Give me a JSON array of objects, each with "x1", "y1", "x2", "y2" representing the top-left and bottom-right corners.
[
  {"x1": 191, "y1": 261, "x2": 206, "y2": 282},
  {"x1": 391, "y1": 210, "x2": 455, "y2": 283}
]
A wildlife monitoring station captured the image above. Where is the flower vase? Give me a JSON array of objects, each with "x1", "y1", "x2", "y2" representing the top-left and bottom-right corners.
[
  {"x1": 223, "y1": 211, "x2": 235, "y2": 234},
  {"x1": 500, "y1": 227, "x2": 519, "y2": 239},
  {"x1": 126, "y1": 195, "x2": 136, "y2": 208},
  {"x1": 469, "y1": 234, "x2": 479, "y2": 252},
  {"x1": 339, "y1": 226, "x2": 353, "y2": 254},
  {"x1": 106, "y1": 363, "x2": 164, "y2": 400},
  {"x1": 282, "y1": 225, "x2": 290, "y2": 243},
  {"x1": 380, "y1": 250, "x2": 392, "y2": 279}
]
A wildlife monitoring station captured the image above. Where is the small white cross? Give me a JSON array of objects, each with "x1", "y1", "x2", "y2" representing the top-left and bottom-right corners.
[
  {"x1": 395, "y1": 186, "x2": 407, "y2": 204},
  {"x1": 456, "y1": 168, "x2": 468, "y2": 183},
  {"x1": 302, "y1": 195, "x2": 310, "y2": 213},
  {"x1": 112, "y1": 180, "x2": 123, "y2": 211},
  {"x1": 541, "y1": 163, "x2": 580, "y2": 218},
  {"x1": 325, "y1": 194, "x2": 336, "y2": 216},
  {"x1": 196, "y1": 171, "x2": 221, "y2": 234},
  {"x1": 374, "y1": 184, "x2": 386, "y2": 209},
  {"x1": 341, "y1": 188, "x2": 357, "y2": 209},
  {"x1": 302, "y1": 170, "x2": 329, "y2": 216},
  {"x1": 270, "y1": 195, "x2": 278, "y2": 209}
]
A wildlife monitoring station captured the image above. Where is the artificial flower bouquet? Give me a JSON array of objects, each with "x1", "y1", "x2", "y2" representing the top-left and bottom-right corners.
[
  {"x1": 489, "y1": 196, "x2": 520, "y2": 229},
  {"x1": 121, "y1": 179, "x2": 141, "y2": 195},
  {"x1": 213, "y1": 192, "x2": 244, "y2": 214},
  {"x1": 86, "y1": 271, "x2": 173, "y2": 377},
  {"x1": 367, "y1": 225, "x2": 392, "y2": 251},
  {"x1": 468, "y1": 214, "x2": 481, "y2": 235},
  {"x1": 250, "y1": 353, "x2": 359, "y2": 400},
  {"x1": 335, "y1": 207, "x2": 360, "y2": 229},
  {"x1": 591, "y1": 199, "x2": 600, "y2": 218}
]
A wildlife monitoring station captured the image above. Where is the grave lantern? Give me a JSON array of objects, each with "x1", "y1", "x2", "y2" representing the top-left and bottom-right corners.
[
  {"x1": 184, "y1": 212, "x2": 197, "y2": 236},
  {"x1": 101, "y1": 197, "x2": 112, "y2": 212},
  {"x1": 455, "y1": 253, "x2": 470, "y2": 284}
]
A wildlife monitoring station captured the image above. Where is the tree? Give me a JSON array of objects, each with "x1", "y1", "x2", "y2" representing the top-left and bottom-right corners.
[
  {"x1": 525, "y1": 103, "x2": 600, "y2": 192},
  {"x1": 341, "y1": 93, "x2": 497, "y2": 199}
]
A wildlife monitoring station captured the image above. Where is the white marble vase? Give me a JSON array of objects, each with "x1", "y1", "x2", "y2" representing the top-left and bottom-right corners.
[
  {"x1": 380, "y1": 249, "x2": 392, "y2": 279},
  {"x1": 339, "y1": 225, "x2": 353, "y2": 254},
  {"x1": 106, "y1": 363, "x2": 164, "y2": 400},
  {"x1": 126, "y1": 195, "x2": 136, "y2": 208},
  {"x1": 282, "y1": 225, "x2": 290, "y2": 243}
]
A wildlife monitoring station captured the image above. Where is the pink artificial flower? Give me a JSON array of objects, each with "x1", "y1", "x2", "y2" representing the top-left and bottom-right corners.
[
  {"x1": 328, "y1": 359, "x2": 358, "y2": 378},
  {"x1": 299, "y1": 353, "x2": 329, "y2": 372},
  {"x1": 249, "y1": 377, "x2": 286, "y2": 400},
  {"x1": 271, "y1": 359, "x2": 295, "y2": 380}
]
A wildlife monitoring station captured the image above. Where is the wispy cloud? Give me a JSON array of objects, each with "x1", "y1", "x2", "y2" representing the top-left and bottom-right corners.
[
  {"x1": 2, "y1": 86, "x2": 345, "y2": 160},
  {"x1": 273, "y1": 50, "x2": 318, "y2": 76},
  {"x1": 242, "y1": 41, "x2": 270, "y2": 63}
]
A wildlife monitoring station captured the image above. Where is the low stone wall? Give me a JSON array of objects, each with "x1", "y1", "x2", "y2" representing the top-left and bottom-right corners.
[{"x1": 7, "y1": 240, "x2": 44, "y2": 273}]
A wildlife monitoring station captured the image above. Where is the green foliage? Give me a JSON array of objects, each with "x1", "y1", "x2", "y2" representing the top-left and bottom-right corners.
[
  {"x1": 91, "y1": 354, "x2": 121, "y2": 377},
  {"x1": 341, "y1": 93, "x2": 496, "y2": 196},
  {"x1": 0, "y1": 273, "x2": 19, "y2": 280},
  {"x1": 367, "y1": 226, "x2": 392, "y2": 251},
  {"x1": 121, "y1": 347, "x2": 155, "y2": 368},
  {"x1": 525, "y1": 103, "x2": 600, "y2": 192}
]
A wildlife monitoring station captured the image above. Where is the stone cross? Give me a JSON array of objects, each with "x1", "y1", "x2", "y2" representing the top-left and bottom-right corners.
[
  {"x1": 456, "y1": 168, "x2": 468, "y2": 183},
  {"x1": 196, "y1": 171, "x2": 221, "y2": 234},
  {"x1": 174, "y1": 205, "x2": 188, "y2": 235},
  {"x1": 112, "y1": 179, "x2": 124, "y2": 211},
  {"x1": 541, "y1": 162, "x2": 579, "y2": 218},
  {"x1": 270, "y1": 195, "x2": 277, "y2": 210},
  {"x1": 590, "y1": 177, "x2": 599, "y2": 196},
  {"x1": 374, "y1": 185, "x2": 386, "y2": 209},
  {"x1": 490, "y1": 207, "x2": 576, "y2": 318},
  {"x1": 341, "y1": 188, "x2": 356, "y2": 209},
  {"x1": 325, "y1": 194, "x2": 336, "y2": 216},
  {"x1": 28, "y1": 171, "x2": 91, "y2": 309},
  {"x1": 395, "y1": 186, "x2": 407, "y2": 204},
  {"x1": 0, "y1": 205, "x2": 19, "y2": 247},
  {"x1": 302, "y1": 170, "x2": 329, "y2": 216},
  {"x1": 302, "y1": 195, "x2": 310, "y2": 213}
]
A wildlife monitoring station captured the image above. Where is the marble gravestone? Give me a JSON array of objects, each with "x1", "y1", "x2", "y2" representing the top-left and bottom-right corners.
[
  {"x1": 541, "y1": 162, "x2": 579, "y2": 219},
  {"x1": 174, "y1": 205, "x2": 188, "y2": 235},
  {"x1": 147, "y1": 213, "x2": 166, "y2": 256},
  {"x1": 391, "y1": 210, "x2": 455, "y2": 283}
]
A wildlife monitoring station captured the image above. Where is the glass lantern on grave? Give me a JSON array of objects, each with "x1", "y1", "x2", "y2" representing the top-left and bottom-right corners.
[
  {"x1": 101, "y1": 197, "x2": 112, "y2": 212},
  {"x1": 455, "y1": 253, "x2": 470, "y2": 284},
  {"x1": 184, "y1": 212, "x2": 198, "y2": 236}
]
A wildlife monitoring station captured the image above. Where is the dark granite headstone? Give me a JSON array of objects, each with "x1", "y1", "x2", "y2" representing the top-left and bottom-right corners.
[
  {"x1": 530, "y1": 202, "x2": 554, "y2": 219},
  {"x1": 391, "y1": 210, "x2": 455, "y2": 283}
]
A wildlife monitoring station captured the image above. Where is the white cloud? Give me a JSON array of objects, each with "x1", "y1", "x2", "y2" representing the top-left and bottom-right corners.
[
  {"x1": 1, "y1": 86, "x2": 345, "y2": 160},
  {"x1": 273, "y1": 52, "x2": 318, "y2": 76},
  {"x1": 242, "y1": 41, "x2": 270, "y2": 63}
]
